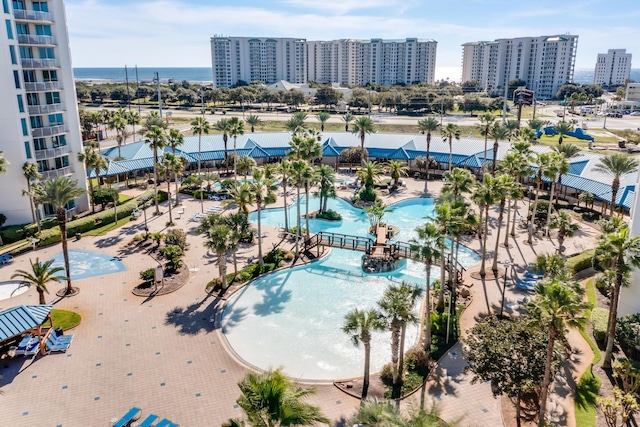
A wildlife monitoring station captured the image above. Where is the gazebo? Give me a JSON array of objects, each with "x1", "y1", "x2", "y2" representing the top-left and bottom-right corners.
[{"x1": 0, "y1": 305, "x2": 54, "y2": 356}]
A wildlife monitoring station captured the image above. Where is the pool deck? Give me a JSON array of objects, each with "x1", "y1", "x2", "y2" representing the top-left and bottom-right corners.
[{"x1": 0, "y1": 175, "x2": 598, "y2": 427}]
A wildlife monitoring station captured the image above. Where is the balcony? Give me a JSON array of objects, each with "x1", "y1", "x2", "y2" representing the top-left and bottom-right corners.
[
  {"x1": 24, "y1": 81, "x2": 62, "y2": 92},
  {"x1": 28, "y1": 103, "x2": 65, "y2": 115},
  {"x1": 34, "y1": 145, "x2": 71, "y2": 161},
  {"x1": 41, "y1": 166, "x2": 74, "y2": 180},
  {"x1": 13, "y1": 9, "x2": 53, "y2": 22},
  {"x1": 32, "y1": 124, "x2": 68, "y2": 138},
  {"x1": 21, "y1": 58, "x2": 60, "y2": 69},
  {"x1": 17, "y1": 34, "x2": 56, "y2": 46}
]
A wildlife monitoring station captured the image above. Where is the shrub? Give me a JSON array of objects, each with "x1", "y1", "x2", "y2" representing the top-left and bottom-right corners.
[
  {"x1": 9, "y1": 243, "x2": 34, "y2": 257},
  {"x1": 62, "y1": 198, "x2": 140, "y2": 237},
  {"x1": 0, "y1": 225, "x2": 27, "y2": 243},
  {"x1": 38, "y1": 227, "x2": 62, "y2": 246},
  {"x1": 616, "y1": 314, "x2": 640, "y2": 356},
  {"x1": 139, "y1": 267, "x2": 155, "y2": 282},
  {"x1": 264, "y1": 247, "x2": 284, "y2": 266},
  {"x1": 404, "y1": 347, "x2": 430, "y2": 377},
  {"x1": 164, "y1": 229, "x2": 187, "y2": 250},
  {"x1": 581, "y1": 210, "x2": 601, "y2": 222},
  {"x1": 566, "y1": 249, "x2": 595, "y2": 274},
  {"x1": 92, "y1": 187, "x2": 118, "y2": 208},
  {"x1": 315, "y1": 210, "x2": 342, "y2": 221},
  {"x1": 283, "y1": 251, "x2": 294, "y2": 261},
  {"x1": 591, "y1": 308, "x2": 609, "y2": 342},
  {"x1": 161, "y1": 244, "x2": 183, "y2": 272},
  {"x1": 380, "y1": 362, "x2": 394, "y2": 387},
  {"x1": 358, "y1": 186, "x2": 377, "y2": 202},
  {"x1": 23, "y1": 217, "x2": 58, "y2": 237}
]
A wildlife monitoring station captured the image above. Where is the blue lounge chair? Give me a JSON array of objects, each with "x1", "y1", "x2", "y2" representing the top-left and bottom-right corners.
[
  {"x1": 155, "y1": 420, "x2": 179, "y2": 427},
  {"x1": 113, "y1": 407, "x2": 141, "y2": 427},
  {"x1": 139, "y1": 414, "x2": 159, "y2": 427},
  {"x1": 14, "y1": 335, "x2": 33, "y2": 355},
  {"x1": 515, "y1": 281, "x2": 536, "y2": 291},
  {"x1": 45, "y1": 334, "x2": 72, "y2": 353},
  {"x1": 524, "y1": 271, "x2": 544, "y2": 279},
  {"x1": 22, "y1": 337, "x2": 40, "y2": 358}
]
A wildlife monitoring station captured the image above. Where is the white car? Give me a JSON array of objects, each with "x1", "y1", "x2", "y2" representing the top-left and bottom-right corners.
[{"x1": 630, "y1": 111, "x2": 640, "y2": 116}]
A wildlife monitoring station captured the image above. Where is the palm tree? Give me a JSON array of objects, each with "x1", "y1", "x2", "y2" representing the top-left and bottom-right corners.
[
  {"x1": 248, "y1": 168, "x2": 277, "y2": 268},
  {"x1": 228, "y1": 116, "x2": 245, "y2": 180},
  {"x1": 356, "y1": 161, "x2": 383, "y2": 191},
  {"x1": 410, "y1": 222, "x2": 443, "y2": 355},
  {"x1": 594, "y1": 225, "x2": 640, "y2": 368},
  {"x1": 548, "y1": 211, "x2": 578, "y2": 255},
  {"x1": 223, "y1": 180, "x2": 255, "y2": 214},
  {"x1": 34, "y1": 177, "x2": 85, "y2": 295},
  {"x1": 204, "y1": 221, "x2": 233, "y2": 291},
  {"x1": 126, "y1": 110, "x2": 141, "y2": 142},
  {"x1": 77, "y1": 145, "x2": 99, "y2": 213},
  {"x1": 166, "y1": 129, "x2": 186, "y2": 206},
  {"x1": 158, "y1": 153, "x2": 182, "y2": 225},
  {"x1": 316, "y1": 164, "x2": 335, "y2": 213},
  {"x1": 504, "y1": 119, "x2": 520, "y2": 141},
  {"x1": 12, "y1": 258, "x2": 65, "y2": 304},
  {"x1": 215, "y1": 118, "x2": 231, "y2": 174},
  {"x1": 244, "y1": 114, "x2": 261, "y2": 133},
  {"x1": 386, "y1": 160, "x2": 408, "y2": 188},
  {"x1": 352, "y1": 117, "x2": 376, "y2": 164},
  {"x1": 417, "y1": 117, "x2": 440, "y2": 190},
  {"x1": 89, "y1": 110, "x2": 104, "y2": 148},
  {"x1": 342, "y1": 308, "x2": 385, "y2": 400},
  {"x1": 290, "y1": 159, "x2": 309, "y2": 257},
  {"x1": 441, "y1": 123, "x2": 461, "y2": 171},
  {"x1": 280, "y1": 160, "x2": 293, "y2": 231},
  {"x1": 22, "y1": 162, "x2": 42, "y2": 228},
  {"x1": 144, "y1": 125, "x2": 167, "y2": 215},
  {"x1": 527, "y1": 118, "x2": 548, "y2": 137},
  {"x1": 518, "y1": 127, "x2": 537, "y2": 144},
  {"x1": 108, "y1": 110, "x2": 127, "y2": 158},
  {"x1": 553, "y1": 120, "x2": 574, "y2": 145},
  {"x1": 316, "y1": 112, "x2": 330, "y2": 132},
  {"x1": 552, "y1": 143, "x2": 580, "y2": 204},
  {"x1": 542, "y1": 153, "x2": 565, "y2": 236},
  {"x1": 475, "y1": 174, "x2": 501, "y2": 277},
  {"x1": 442, "y1": 168, "x2": 475, "y2": 203},
  {"x1": 527, "y1": 152, "x2": 550, "y2": 244},
  {"x1": 342, "y1": 112, "x2": 354, "y2": 132},
  {"x1": 488, "y1": 123, "x2": 508, "y2": 175},
  {"x1": 491, "y1": 174, "x2": 516, "y2": 272},
  {"x1": 236, "y1": 155, "x2": 257, "y2": 179},
  {"x1": 476, "y1": 113, "x2": 495, "y2": 173},
  {"x1": 233, "y1": 369, "x2": 329, "y2": 427},
  {"x1": 528, "y1": 280, "x2": 588, "y2": 427},
  {"x1": 593, "y1": 153, "x2": 639, "y2": 216}
]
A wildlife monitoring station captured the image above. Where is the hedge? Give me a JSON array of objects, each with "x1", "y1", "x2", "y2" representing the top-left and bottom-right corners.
[
  {"x1": 63, "y1": 198, "x2": 140, "y2": 236},
  {"x1": 566, "y1": 249, "x2": 595, "y2": 275},
  {"x1": 591, "y1": 308, "x2": 609, "y2": 342},
  {"x1": 39, "y1": 227, "x2": 62, "y2": 246}
]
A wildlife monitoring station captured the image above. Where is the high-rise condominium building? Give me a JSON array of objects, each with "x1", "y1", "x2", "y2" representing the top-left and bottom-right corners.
[
  {"x1": 461, "y1": 34, "x2": 578, "y2": 99},
  {"x1": 594, "y1": 49, "x2": 632, "y2": 86},
  {"x1": 211, "y1": 37, "x2": 437, "y2": 88},
  {"x1": 0, "y1": 0, "x2": 88, "y2": 225}
]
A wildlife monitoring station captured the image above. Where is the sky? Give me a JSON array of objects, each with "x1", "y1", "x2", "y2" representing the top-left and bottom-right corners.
[{"x1": 65, "y1": 0, "x2": 640, "y2": 81}]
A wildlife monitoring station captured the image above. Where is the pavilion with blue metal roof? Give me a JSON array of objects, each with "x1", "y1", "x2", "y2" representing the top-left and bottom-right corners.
[{"x1": 0, "y1": 305, "x2": 53, "y2": 355}]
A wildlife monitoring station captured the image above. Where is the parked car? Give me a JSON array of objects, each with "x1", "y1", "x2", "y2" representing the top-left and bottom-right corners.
[{"x1": 630, "y1": 111, "x2": 640, "y2": 116}]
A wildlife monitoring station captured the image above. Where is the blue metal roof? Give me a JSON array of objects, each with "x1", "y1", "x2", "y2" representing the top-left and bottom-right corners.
[
  {"x1": 568, "y1": 160, "x2": 589, "y2": 176},
  {"x1": 0, "y1": 305, "x2": 53, "y2": 342}
]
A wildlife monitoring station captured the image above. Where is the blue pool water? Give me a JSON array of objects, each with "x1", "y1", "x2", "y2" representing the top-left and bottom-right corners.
[
  {"x1": 226, "y1": 197, "x2": 480, "y2": 380},
  {"x1": 48, "y1": 250, "x2": 126, "y2": 280}
]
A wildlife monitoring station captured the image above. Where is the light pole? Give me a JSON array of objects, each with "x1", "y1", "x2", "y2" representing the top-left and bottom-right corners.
[
  {"x1": 153, "y1": 72, "x2": 162, "y2": 119},
  {"x1": 499, "y1": 260, "x2": 515, "y2": 318}
]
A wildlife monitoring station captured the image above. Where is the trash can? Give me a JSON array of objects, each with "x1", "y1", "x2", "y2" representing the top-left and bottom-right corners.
[
  {"x1": 619, "y1": 140, "x2": 627, "y2": 149},
  {"x1": 75, "y1": 232, "x2": 81, "y2": 241},
  {"x1": 54, "y1": 327, "x2": 64, "y2": 337}
]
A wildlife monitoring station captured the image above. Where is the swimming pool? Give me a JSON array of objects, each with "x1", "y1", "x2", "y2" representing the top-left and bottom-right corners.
[
  {"x1": 0, "y1": 280, "x2": 29, "y2": 301},
  {"x1": 48, "y1": 250, "x2": 126, "y2": 280},
  {"x1": 226, "y1": 197, "x2": 480, "y2": 380}
]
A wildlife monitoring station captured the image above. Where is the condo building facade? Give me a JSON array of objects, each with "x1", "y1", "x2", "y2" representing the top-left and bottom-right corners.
[
  {"x1": 461, "y1": 34, "x2": 578, "y2": 99},
  {"x1": 594, "y1": 49, "x2": 632, "y2": 86},
  {"x1": 0, "y1": 0, "x2": 88, "y2": 226},
  {"x1": 211, "y1": 36, "x2": 437, "y2": 88}
]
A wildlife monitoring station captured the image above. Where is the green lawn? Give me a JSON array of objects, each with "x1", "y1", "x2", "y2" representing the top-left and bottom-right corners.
[
  {"x1": 46, "y1": 309, "x2": 82, "y2": 331},
  {"x1": 83, "y1": 215, "x2": 132, "y2": 236}
]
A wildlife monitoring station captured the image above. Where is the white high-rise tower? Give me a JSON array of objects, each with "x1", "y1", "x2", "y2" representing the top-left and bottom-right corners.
[{"x1": 594, "y1": 49, "x2": 632, "y2": 86}]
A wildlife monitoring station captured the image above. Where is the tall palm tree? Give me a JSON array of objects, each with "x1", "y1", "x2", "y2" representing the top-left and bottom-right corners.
[
  {"x1": 528, "y1": 280, "x2": 588, "y2": 427},
  {"x1": 593, "y1": 153, "x2": 639, "y2": 216},
  {"x1": 191, "y1": 116, "x2": 210, "y2": 180},
  {"x1": 215, "y1": 118, "x2": 231, "y2": 174},
  {"x1": 77, "y1": 145, "x2": 98, "y2": 213},
  {"x1": 542, "y1": 153, "x2": 565, "y2": 236},
  {"x1": 0, "y1": 150, "x2": 8, "y2": 173},
  {"x1": 552, "y1": 143, "x2": 580, "y2": 204},
  {"x1": 166, "y1": 129, "x2": 186, "y2": 206},
  {"x1": 342, "y1": 308, "x2": 385, "y2": 400},
  {"x1": 594, "y1": 225, "x2": 640, "y2": 368},
  {"x1": 504, "y1": 119, "x2": 520, "y2": 141},
  {"x1": 89, "y1": 110, "x2": 104, "y2": 148},
  {"x1": 108, "y1": 110, "x2": 127, "y2": 158},
  {"x1": 475, "y1": 174, "x2": 501, "y2": 277},
  {"x1": 228, "y1": 117, "x2": 245, "y2": 180},
  {"x1": 248, "y1": 168, "x2": 277, "y2": 268},
  {"x1": 553, "y1": 120, "x2": 574, "y2": 145},
  {"x1": 491, "y1": 174, "x2": 516, "y2": 272},
  {"x1": 417, "y1": 116, "x2": 440, "y2": 190},
  {"x1": 223, "y1": 180, "x2": 255, "y2": 214},
  {"x1": 356, "y1": 161, "x2": 383, "y2": 191},
  {"x1": 476, "y1": 113, "x2": 495, "y2": 173},
  {"x1": 442, "y1": 168, "x2": 475, "y2": 203},
  {"x1": 499, "y1": 152, "x2": 525, "y2": 244},
  {"x1": 34, "y1": 177, "x2": 85, "y2": 295},
  {"x1": 236, "y1": 155, "x2": 257, "y2": 179},
  {"x1": 316, "y1": 112, "x2": 330, "y2": 132},
  {"x1": 342, "y1": 112, "x2": 354, "y2": 131},
  {"x1": 173, "y1": 156, "x2": 188, "y2": 206},
  {"x1": 527, "y1": 152, "x2": 550, "y2": 244},
  {"x1": 22, "y1": 162, "x2": 42, "y2": 228},
  {"x1": 244, "y1": 114, "x2": 262, "y2": 133},
  {"x1": 352, "y1": 117, "x2": 376, "y2": 164},
  {"x1": 12, "y1": 258, "x2": 64, "y2": 304},
  {"x1": 290, "y1": 159, "x2": 309, "y2": 257},
  {"x1": 232, "y1": 369, "x2": 329, "y2": 427},
  {"x1": 280, "y1": 160, "x2": 293, "y2": 231},
  {"x1": 488, "y1": 123, "x2": 508, "y2": 175},
  {"x1": 144, "y1": 125, "x2": 167, "y2": 215},
  {"x1": 386, "y1": 160, "x2": 408, "y2": 188},
  {"x1": 204, "y1": 221, "x2": 233, "y2": 291},
  {"x1": 158, "y1": 153, "x2": 182, "y2": 225},
  {"x1": 410, "y1": 222, "x2": 443, "y2": 354},
  {"x1": 441, "y1": 123, "x2": 461, "y2": 171},
  {"x1": 316, "y1": 164, "x2": 336, "y2": 213},
  {"x1": 126, "y1": 110, "x2": 141, "y2": 143},
  {"x1": 548, "y1": 211, "x2": 578, "y2": 255}
]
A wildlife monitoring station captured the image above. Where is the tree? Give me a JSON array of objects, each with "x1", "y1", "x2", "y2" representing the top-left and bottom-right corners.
[
  {"x1": 528, "y1": 152, "x2": 551, "y2": 244},
  {"x1": 316, "y1": 164, "x2": 335, "y2": 214},
  {"x1": 22, "y1": 162, "x2": 42, "y2": 230},
  {"x1": 553, "y1": 120, "x2": 574, "y2": 145},
  {"x1": 314, "y1": 86, "x2": 342, "y2": 109},
  {"x1": 215, "y1": 118, "x2": 231, "y2": 174},
  {"x1": 351, "y1": 117, "x2": 376, "y2": 164},
  {"x1": 488, "y1": 123, "x2": 508, "y2": 174},
  {"x1": 441, "y1": 123, "x2": 461, "y2": 172},
  {"x1": 223, "y1": 180, "x2": 255, "y2": 214},
  {"x1": 34, "y1": 177, "x2": 85, "y2": 295},
  {"x1": 553, "y1": 143, "x2": 580, "y2": 204},
  {"x1": 386, "y1": 160, "x2": 408, "y2": 188},
  {"x1": 167, "y1": 129, "x2": 186, "y2": 205},
  {"x1": 464, "y1": 316, "x2": 559, "y2": 427},
  {"x1": 594, "y1": 224, "x2": 640, "y2": 368},
  {"x1": 342, "y1": 113, "x2": 354, "y2": 131},
  {"x1": 204, "y1": 220, "x2": 233, "y2": 291},
  {"x1": 228, "y1": 117, "x2": 245, "y2": 180},
  {"x1": 236, "y1": 156, "x2": 257, "y2": 179},
  {"x1": 245, "y1": 114, "x2": 262, "y2": 133},
  {"x1": 474, "y1": 174, "x2": 501, "y2": 277},
  {"x1": 356, "y1": 161, "x2": 383, "y2": 191},
  {"x1": 191, "y1": 116, "x2": 211, "y2": 210},
  {"x1": 350, "y1": 398, "x2": 446, "y2": 426},
  {"x1": 342, "y1": 308, "x2": 385, "y2": 400},
  {"x1": 229, "y1": 369, "x2": 329, "y2": 427},
  {"x1": 279, "y1": 160, "x2": 292, "y2": 231},
  {"x1": 549, "y1": 211, "x2": 579, "y2": 255},
  {"x1": 158, "y1": 153, "x2": 182, "y2": 225},
  {"x1": 528, "y1": 280, "x2": 589, "y2": 427},
  {"x1": 476, "y1": 113, "x2": 496, "y2": 173},
  {"x1": 340, "y1": 147, "x2": 368, "y2": 171},
  {"x1": 248, "y1": 168, "x2": 277, "y2": 268},
  {"x1": 77, "y1": 145, "x2": 99, "y2": 213},
  {"x1": 143, "y1": 125, "x2": 167, "y2": 215},
  {"x1": 108, "y1": 108, "x2": 128, "y2": 158},
  {"x1": 593, "y1": 153, "x2": 639, "y2": 216},
  {"x1": 315, "y1": 112, "x2": 330, "y2": 132},
  {"x1": 542, "y1": 153, "x2": 567, "y2": 236},
  {"x1": 290, "y1": 160, "x2": 310, "y2": 257},
  {"x1": 417, "y1": 117, "x2": 440, "y2": 189},
  {"x1": 11, "y1": 258, "x2": 64, "y2": 304}
]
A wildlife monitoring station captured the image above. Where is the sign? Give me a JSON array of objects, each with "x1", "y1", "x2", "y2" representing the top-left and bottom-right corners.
[{"x1": 513, "y1": 88, "x2": 534, "y2": 106}]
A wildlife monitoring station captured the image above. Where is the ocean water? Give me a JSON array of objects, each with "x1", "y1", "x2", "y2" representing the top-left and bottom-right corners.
[
  {"x1": 573, "y1": 68, "x2": 640, "y2": 85},
  {"x1": 73, "y1": 67, "x2": 212, "y2": 83}
]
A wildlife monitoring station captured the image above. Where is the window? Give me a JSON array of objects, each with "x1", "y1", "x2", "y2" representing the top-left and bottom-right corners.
[
  {"x1": 17, "y1": 94, "x2": 24, "y2": 112},
  {"x1": 54, "y1": 156, "x2": 69, "y2": 169},
  {"x1": 13, "y1": 70, "x2": 20, "y2": 88},
  {"x1": 51, "y1": 135, "x2": 66, "y2": 147},
  {"x1": 48, "y1": 113, "x2": 63, "y2": 125},
  {"x1": 42, "y1": 69, "x2": 57, "y2": 81},
  {"x1": 30, "y1": 116, "x2": 43, "y2": 128},
  {"x1": 19, "y1": 46, "x2": 33, "y2": 59},
  {"x1": 21, "y1": 118, "x2": 28, "y2": 136},
  {"x1": 12, "y1": 1, "x2": 25, "y2": 10},
  {"x1": 37, "y1": 159, "x2": 48, "y2": 172},
  {"x1": 9, "y1": 44, "x2": 16, "y2": 64},
  {"x1": 15, "y1": 23, "x2": 27, "y2": 34},
  {"x1": 23, "y1": 69, "x2": 35, "y2": 82},
  {"x1": 26, "y1": 93, "x2": 38, "y2": 105},
  {"x1": 5, "y1": 19, "x2": 12, "y2": 39},
  {"x1": 45, "y1": 92, "x2": 60, "y2": 104},
  {"x1": 2, "y1": 0, "x2": 8, "y2": 14},
  {"x1": 39, "y1": 47, "x2": 54, "y2": 59},
  {"x1": 24, "y1": 141, "x2": 32, "y2": 159},
  {"x1": 32, "y1": 1, "x2": 48, "y2": 12},
  {"x1": 35, "y1": 24, "x2": 51, "y2": 36},
  {"x1": 33, "y1": 138, "x2": 46, "y2": 150}
]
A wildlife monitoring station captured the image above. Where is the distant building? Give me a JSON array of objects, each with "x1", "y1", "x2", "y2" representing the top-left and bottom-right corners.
[
  {"x1": 594, "y1": 49, "x2": 632, "y2": 86},
  {"x1": 0, "y1": 0, "x2": 88, "y2": 225},
  {"x1": 211, "y1": 36, "x2": 437, "y2": 88},
  {"x1": 625, "y1": 82, "x2": 640, "y2": 103},
  {"x1": 461, "y1": 35, "x2": 579, "y2": 99}
]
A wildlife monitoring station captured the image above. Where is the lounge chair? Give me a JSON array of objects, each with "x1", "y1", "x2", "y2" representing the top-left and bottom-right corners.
[
  {"x1": 22, "y1": 337, "x2": 40, "y2": 358},
  {"x1": 519, "y1": 276, "x2": 539, "y2": 284},
  {"x1": 139, "y1": 414, "x2": 159, "y2": 427},
  {"x1": 113, "y1": 407, "x2": 142, "y2": 427},
  {"x1": 524, "y1": 271, "x2": 544, "y2": 279},
  {"x1": 514, "y1": 281, "x2": 536, "y2": 291},
  {"x1": 45, "y1": 333, "x2": 73, "y2": 354},
  {"x1": 13, "y1": 335, "x2": 33, "y2": 356},
  {"x1": 155, "y1": 419, "x2": 179, "y2": 427}
]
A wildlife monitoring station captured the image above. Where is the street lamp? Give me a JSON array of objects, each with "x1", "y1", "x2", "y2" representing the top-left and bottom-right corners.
[
  {"x1": 153, "y1": 72, "x2": 162, "y2": 119},
  {"x1": 499, "y1": 260, "x2": 515, "y2": 318}
]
